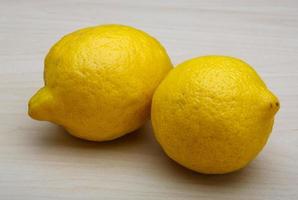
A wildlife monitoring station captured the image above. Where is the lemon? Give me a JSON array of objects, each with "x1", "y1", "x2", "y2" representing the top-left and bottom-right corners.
[
  {"x1": 152, "y1": 56, "x2": 279, "y2": 174},
  {"x1": 29, "y1": 24, "x2": 173, "y2": 141}
]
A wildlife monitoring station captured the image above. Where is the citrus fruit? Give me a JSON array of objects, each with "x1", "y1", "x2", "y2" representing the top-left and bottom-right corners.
[
  {"x1": 151, "y1": 55, "x2": 279, "y2": 174},
  {"x1": 29, "y1": 24, "x2": 173, "y2": 141}
]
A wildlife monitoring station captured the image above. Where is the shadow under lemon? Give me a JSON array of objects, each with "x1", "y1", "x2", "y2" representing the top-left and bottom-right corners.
[
  {"x1": 37, "y1": 122, "x2": 150, "y2": 150},
  {"x1": 33, "y1": 120, "x2": 262, "y2": 187}
]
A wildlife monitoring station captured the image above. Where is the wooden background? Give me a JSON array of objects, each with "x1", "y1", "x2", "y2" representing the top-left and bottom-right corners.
[{"x1": 1, "y1": 0, "x2": 297, "y2": 199}]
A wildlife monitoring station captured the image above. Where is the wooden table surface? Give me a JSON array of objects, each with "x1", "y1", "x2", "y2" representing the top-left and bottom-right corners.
[{"x1": 1, "y1": 0, "x2": 298, "y2": 199}]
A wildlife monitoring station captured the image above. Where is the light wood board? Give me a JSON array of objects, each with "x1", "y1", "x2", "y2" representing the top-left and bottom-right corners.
[{"x1": 0, "y1": 0, "x2": 298, "y2": 199}]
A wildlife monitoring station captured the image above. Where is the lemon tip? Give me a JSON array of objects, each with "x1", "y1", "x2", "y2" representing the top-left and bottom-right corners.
[{"x1": 27, "y1": 87, "x2": 54, "y2": 121}]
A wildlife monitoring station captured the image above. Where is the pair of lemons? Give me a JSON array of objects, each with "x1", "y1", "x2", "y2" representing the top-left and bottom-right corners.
[{"x1": 29, "y1": 24, "x2": 279, "y2": 174}]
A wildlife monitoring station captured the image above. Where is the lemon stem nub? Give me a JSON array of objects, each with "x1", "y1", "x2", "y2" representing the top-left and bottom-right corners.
[
  {"x1": 28, "y1": 87, "x2": 54, "y2": 121},
  {"x1": 271, "y1": 101, "x2": 280, "y2": 115}
]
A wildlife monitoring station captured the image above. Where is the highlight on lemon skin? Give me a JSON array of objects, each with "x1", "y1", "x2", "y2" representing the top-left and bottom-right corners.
[
  {"x1": 28, "y1": 24, "x2": 173, "y2": 141},
  {"x1": 151, "y1": 55, "x2": 280, "y2": 174}
]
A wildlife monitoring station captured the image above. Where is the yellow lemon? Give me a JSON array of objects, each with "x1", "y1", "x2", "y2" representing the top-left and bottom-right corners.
[
  {"x1": 29, "y1": 24, "x2": 173, "y2": 141},
  {"x1": 152, "y1": 56, "x2": 279, "y2": 174}
]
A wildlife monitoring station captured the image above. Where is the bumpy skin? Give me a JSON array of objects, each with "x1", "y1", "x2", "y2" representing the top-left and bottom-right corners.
[
  {"x1": 29, "y1": 24, "x2": 173, "y2": 141},
  {"x1": 152, "y1": 56, "x2": 279, "y2": 174}
]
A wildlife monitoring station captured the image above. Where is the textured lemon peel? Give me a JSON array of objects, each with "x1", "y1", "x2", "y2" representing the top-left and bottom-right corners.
[
  {"x1": 152, "y1": 55, "x2": 279, "y2": 174},
  {"x1": 28, "y1": 24, "x2": 173, "y2": 141}
]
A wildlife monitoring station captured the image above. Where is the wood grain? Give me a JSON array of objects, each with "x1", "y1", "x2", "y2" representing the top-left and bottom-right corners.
[{"x1": 0, "y1": 0, "x2": 298, "y2": 199}]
